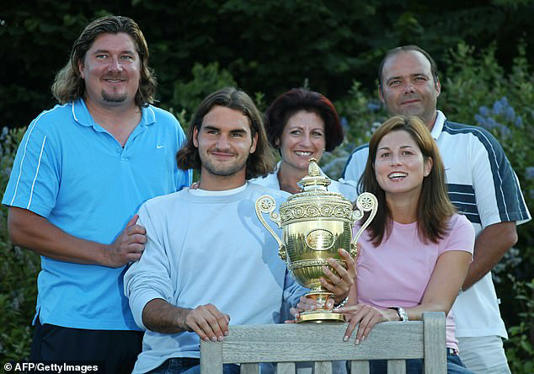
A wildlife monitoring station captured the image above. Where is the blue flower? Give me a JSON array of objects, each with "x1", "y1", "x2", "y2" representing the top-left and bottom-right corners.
[
  {"x1": 475, "y1": 114, "x2": 487, "y2": 127},
  {"x1": 497, "y1": 123, "x2": 511, "y2": 139},
  {"x1": 504, "y1": 106, "x2": 516, "y2": 122},
  {"x1": 493, "y1": 100, "x2": 504, "y2": 115},
  {"x1": 479, "y1": 106, "x2": 490, "y2": 117},
  {"x1": 486, "y1": 117, "x2": 498, "y2": 130},
  {"x1": 494, "y1": 97, "x2": 510, "y2": 116},
  {"x1": 526, "y1": 167, "x2": 534, "y2": 180}
]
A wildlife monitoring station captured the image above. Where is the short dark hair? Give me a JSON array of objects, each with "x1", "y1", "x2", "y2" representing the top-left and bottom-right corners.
[
  {"x1": 359, "y1": 115, "x2": 455, "y2": 245},
  {"x1": 378, "y1": 45, "x2": 439, "y2": 88},
  {"x1": 264, "y1": 88, "x2": 344, "y2": 152},
  {"x1": 51, "y1": 15, "x2": 156, "y2": 107},
  {"x1": 176, "y1": 87, "x2": 275, "y2": 180}
]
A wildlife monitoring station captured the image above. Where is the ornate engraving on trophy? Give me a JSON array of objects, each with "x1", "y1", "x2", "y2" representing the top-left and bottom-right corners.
[{"x1": 305, "y1": 229, "x2": 335, "y2": 250}]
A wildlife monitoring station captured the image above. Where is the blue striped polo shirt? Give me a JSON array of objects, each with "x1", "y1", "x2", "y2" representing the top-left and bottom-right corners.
[{"x1": 3, "y1": 98, "x2": 192, "y2": 330}]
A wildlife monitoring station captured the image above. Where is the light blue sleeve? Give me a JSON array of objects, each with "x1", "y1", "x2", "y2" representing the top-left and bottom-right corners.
[
  {"x1": 2, "y1": 116, "x2": 60, "y2": 217},
  {"x1": 282, "y1": 270, "x2": 308, "y2": 309},
  {"x1": 277, "y1": 269, "x2": 307, "y2": 323},
  {"x1": 124, "y1": 202, "x2": 174, "y2": 330}
]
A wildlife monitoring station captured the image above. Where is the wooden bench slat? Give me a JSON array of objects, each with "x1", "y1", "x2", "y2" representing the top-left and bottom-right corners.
[
  {"x1": 388, "y1": 359, "x2": 406, "y2": 374},
  {"x1": 313, "y1": 361, "x2": 332, "y2": 374},
  {"x1": 350, "y1": 360, "x2": 369, "y2": 374},
  {"x1": 277, "y1": 362, "x2": 295, "y2": 374},
  {"x1": 239, "y1": 363, "x2": 258, "y2": 374},
  {"x1": 200, "y1": 312, "x2": 447, "y2": 374}
]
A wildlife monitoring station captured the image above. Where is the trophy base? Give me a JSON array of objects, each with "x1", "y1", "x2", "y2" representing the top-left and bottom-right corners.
[
  {"x1": 295, "y1": 291, "x2": 345, "y2": 323},
  {"x1": 296, "y1": 311, "x2": 345, "y2": 323}
]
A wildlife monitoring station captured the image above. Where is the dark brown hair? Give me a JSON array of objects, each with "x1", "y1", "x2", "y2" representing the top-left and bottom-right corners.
[
  {"x1": 51, "y1": 15, "x2": 156, "y2": 107},
  {"x1": 176, "y1": 87, "x2": 275, "y2": 179},
  {"x1": 264, "y1": 88, "x2": 344, "y2": 152},
  {"x1": 359, "y1": 115, "x2": 455, "y2": 245}
]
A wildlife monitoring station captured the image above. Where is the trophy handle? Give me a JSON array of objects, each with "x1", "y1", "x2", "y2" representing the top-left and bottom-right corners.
[
  {"x1": 255, "y1": 195, "x2": 287, "y2": 260},
  {"x1": 351, "y1": 192, "x2": 378, "y2": 253}
]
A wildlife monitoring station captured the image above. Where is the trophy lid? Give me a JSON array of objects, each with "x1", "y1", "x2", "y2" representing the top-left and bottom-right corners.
[
  {"x1": 298, "y1": 159, "x2": 331, "y2": 192},
  {"x1": 281, "y1": 158, "x2": 354, "y2": 225}
]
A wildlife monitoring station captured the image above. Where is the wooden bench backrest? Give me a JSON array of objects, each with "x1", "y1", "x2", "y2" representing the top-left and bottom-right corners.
[{"x1": 200, "y1": 311, "x2": 446, "y2": 374}]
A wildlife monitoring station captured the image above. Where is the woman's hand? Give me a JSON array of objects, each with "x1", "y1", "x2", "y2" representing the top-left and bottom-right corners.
[
  {"x1": 320, "y1": 248, "x2": 356, "y2": 304},
  {"x1": 286, "y1": 294, "x2": 337, "y2": 322},
  {"x1": 336, "y1": 303, "x2": 399, "y2": 344}
]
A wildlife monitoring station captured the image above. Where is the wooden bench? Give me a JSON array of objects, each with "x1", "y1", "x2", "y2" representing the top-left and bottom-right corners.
[{"x1": 200, "y1": 312, "x2": 446, "y2": 374}]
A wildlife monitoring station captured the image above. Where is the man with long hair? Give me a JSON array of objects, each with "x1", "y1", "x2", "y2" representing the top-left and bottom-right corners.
[
  {"x1": 124, "y1": 87, "x2": 355, "y2": 374},
  {"x1": 342, "y1": 45, "x2": 531, "y2": 373},
  {"x1": 3, "y1": 16, "x2": 191, "y2": 373}
]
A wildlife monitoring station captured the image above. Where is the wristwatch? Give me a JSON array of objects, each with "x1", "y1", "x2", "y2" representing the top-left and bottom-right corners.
[{"x1": 392, "y1": 306, "x2": 408, "y2": 322}]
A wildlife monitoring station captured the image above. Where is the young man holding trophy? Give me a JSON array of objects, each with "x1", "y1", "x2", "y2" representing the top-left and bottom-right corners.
[{"x1": 124, "y1": 87, "x2": 356, "y2": 374}]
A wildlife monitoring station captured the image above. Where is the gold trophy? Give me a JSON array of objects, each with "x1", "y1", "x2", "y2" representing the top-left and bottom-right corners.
[{"x1": 255, "y1": 159, "x2": 377, "y2": 323}]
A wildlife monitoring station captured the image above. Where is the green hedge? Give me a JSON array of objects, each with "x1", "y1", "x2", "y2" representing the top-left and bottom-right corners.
[
  {"x1": 1, "y1": 43, "x2": 533, "y2": 371},
  {"x1": 0, "y1": 126, "x2": 39, "y2": 361}
]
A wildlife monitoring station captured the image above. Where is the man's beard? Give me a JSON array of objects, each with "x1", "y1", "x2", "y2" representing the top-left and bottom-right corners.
[
  {"x1": 200, "y1": 154, "x2": 248, "y2": 177},
  {"x1": 102, "y1": 90, "x2": 128, "y2": 103}
]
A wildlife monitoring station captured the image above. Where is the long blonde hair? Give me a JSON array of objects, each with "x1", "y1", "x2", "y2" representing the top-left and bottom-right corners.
[{"x1": 51, "y1": 16, "x2": 156, "y2": 107}]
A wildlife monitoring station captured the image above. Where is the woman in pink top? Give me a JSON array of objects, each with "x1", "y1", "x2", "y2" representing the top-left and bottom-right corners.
[{"x1": 337, "y1": 115, "x2": 475, "y2": 373}]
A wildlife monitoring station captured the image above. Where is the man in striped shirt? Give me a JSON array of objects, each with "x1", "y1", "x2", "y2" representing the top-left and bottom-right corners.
[{"x1": 342, "y1": 45, "x2": 530, "y2": 373}]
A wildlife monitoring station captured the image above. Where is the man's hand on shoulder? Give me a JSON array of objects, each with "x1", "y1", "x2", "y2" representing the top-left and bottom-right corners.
[
  {"x1": 105, "y1": 214, "x2": 147, "y2": 267},
  {"x1": 7, "y1": 207, "x2": 145, "y2": 267}
]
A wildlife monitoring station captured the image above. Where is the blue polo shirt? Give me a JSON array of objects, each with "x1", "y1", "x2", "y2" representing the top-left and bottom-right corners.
[{"x1": 3, "y1": 98, "x2": 192, "y2": 330}]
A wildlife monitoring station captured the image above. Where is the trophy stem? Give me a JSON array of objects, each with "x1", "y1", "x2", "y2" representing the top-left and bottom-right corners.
[{"x1": 297, "y1": 291, "x2": 345, "y2": 323}]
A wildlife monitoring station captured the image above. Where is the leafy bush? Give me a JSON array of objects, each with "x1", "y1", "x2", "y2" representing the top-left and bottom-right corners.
[
  {"x1": 1, "y1": 42, "x2": 532, "y2": 371},
  {"x1": 0, "y1": 126, "x2": 40, "y2": 361},
  {"x1": 169, "y1": 62, "x2": 237, "y2": 128}
]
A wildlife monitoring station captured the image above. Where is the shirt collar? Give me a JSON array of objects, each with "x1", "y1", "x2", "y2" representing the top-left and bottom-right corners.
[
  {"x1": 430, "y1": 110, "x2": 446, "y2": 140},
  {"x1": 190, "y1": 182, "x2": 248, "y2": 196},
  {"x1": 71, "y1": 98, "x2": 156, "y2": 128}
]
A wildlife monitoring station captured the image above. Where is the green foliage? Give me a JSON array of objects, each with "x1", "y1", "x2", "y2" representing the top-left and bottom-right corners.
[
  {"x1": 169, "y1": 62, "x2": 237, "y2": 128},
  {"x1": 335, "y1": 81, "x2": 387, "y2": 144},
  {"x1": 1, "y1": 1, "x2": 534, "y2": 365},
  {"x1": 0, "y1": 1, "x2": 114, "y2": 127},
  {"x1": 320, "y1": 81, "x2": 385, "y2": 179},
  {"x1": 0, "y1": 127, "x2": 40, "y2": 361},
  {"x1": 505, "y1": 279, "x2": 534, "y2": 373},
  {"x1": 439, "y1": 43, "x2": 534, "y2": 279},
  {"x1": 2, "y1": 0, "x2": 534, "y2": 128}
]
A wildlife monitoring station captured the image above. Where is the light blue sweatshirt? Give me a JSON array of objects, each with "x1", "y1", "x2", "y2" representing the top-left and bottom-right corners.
[{"x1": 124, "y1": 183, "x2": 305, "y2": 373}]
